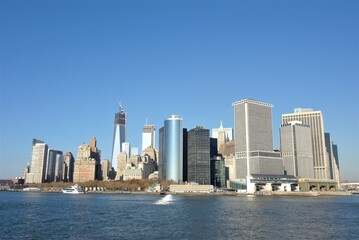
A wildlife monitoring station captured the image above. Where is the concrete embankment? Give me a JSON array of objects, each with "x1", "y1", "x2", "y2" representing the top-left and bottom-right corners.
[{"x1": 254, "y1": 191, "x2": 352, "y2": 197}]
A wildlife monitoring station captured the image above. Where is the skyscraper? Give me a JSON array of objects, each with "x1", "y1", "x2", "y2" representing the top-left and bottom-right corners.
[
  {"x1": 122, "y1": 142, "x2": 131, "y2": 158},
  {"x1": 159, "y1": 115, "x2": 183, "y2": 182},
  {"x1": 282, "y1": 108, "x2": 330, "y2": 179},
  {"x1": 332, "y1": 144, "x2": 340, "y2": 185},
  {"x1": 63, "y1": 152, "x2": 74, "y2": 182},
  {"x1": 325, "y1": 133, "x2": 340, "y2": 183},
  {"x1": 187, "y1": 126, "x2": 211, "y2": 185},
  {"x1": 101, "y1": 159, "x2": 110, "y2": 180},
  {"x1": 211, "y1": 121, "x2": 233, "y2": 144},
  {"x1": 25, "y1": 139, "x2": 48, "y2": 184},
  {"x1": 45, "y1": 149, "x2": 63, "y2": 182},
  {"x1": 73, "y1": 137, "x2": 101, "y2": 182},
  {"x1": 280, "y1": 121, "x2": 314, "y2": 178},
  {"x1": 233, "y1": 99, "x2": 284, "y2": 192},
  {"x1": 142, "y1": 123, "x2": 156, "y2": 152},
  {"x1": 111, "y1": 104, "x2": 126, "y2": 171}
]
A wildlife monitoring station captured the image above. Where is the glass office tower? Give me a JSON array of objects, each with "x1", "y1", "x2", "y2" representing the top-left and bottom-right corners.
[
  {"x1": 111, "y1": 104, "x2": 126, "y2": 171},
  {"x1": 163, "y1": 115, "x2": 183, "y2": 182}
]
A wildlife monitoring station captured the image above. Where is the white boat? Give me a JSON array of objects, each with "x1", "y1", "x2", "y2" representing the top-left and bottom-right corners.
[
  {"x1": 23, "y1": 187, "x2": 41, "y2": 192},
  {"x1": 62, "y1": 184, "x2": 84, "y2": 194}
]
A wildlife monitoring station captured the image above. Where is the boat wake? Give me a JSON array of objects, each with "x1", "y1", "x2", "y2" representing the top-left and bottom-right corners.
[{"x1": 154, "y1": 195, "x2": 173, "y2": 205}]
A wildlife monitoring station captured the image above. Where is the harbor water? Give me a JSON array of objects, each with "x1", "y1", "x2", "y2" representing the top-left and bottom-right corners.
[{"x1": 0, "y1": 192, "x2": 358, "y2": 239}]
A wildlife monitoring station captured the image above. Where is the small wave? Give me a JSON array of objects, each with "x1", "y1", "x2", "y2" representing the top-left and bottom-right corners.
[{"x1": 154, "y1": 195, "x2": 173, "y2": 205}]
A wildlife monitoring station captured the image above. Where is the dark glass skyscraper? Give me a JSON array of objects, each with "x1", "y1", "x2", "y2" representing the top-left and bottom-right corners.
[
  {"x1": 45, "y1": 149, "x2": 63, "y2": 182},
  {"x1": 187, "y1": 126, "x2": 210, "y2": 185}
]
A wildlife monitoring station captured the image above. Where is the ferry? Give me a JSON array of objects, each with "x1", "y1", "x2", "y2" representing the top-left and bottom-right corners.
[{"x1": 62, "y1": 184, "x2": 84, "y2": 194}]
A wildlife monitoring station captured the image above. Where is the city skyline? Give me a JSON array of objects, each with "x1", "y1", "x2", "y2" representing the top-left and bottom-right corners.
[{"x1": 0, "y1": 1, "x2": 358, "y2": 180}]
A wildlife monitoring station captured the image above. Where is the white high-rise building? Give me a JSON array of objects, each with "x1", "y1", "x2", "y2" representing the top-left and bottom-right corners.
[
  {"x1": 282, "y1": 108, "x2": 330, "y2": 180},
  {"x1": 142, "y1": 124, "x2": 156, "y2": 151},
  {"x1": 25, "y1": 139, "x2": 48, "y2": 184},
  {"x1": 111, "y1": 104, "x2": 126, "y2": 171},
  {"x1": 280, "y1": 121, "x2": 314, "y2": 178},
  {"x1": 122, "y1": 142, "x2": 131, "y2": 158},
  {"x1": 233, "y1": 99, "x2": 284, "y2": 193}
]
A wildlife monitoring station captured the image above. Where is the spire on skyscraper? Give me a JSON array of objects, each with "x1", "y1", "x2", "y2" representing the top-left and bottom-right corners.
[{"x1": 219, "y1": 121, "x2": 224, "y2": 131}]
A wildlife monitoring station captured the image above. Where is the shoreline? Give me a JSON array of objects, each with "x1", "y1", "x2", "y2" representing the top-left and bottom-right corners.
[{"x1": 3, "y1": 189, "x2": 353, "y2": 197}]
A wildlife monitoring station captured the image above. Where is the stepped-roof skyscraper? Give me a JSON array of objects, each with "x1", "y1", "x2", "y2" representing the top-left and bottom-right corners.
[
  {"x1": 111, "y1": 103, "x2": 127, "y2": 171},
  {"x1": 282, "y1": 108, "x2": 330, "y2": 179}
]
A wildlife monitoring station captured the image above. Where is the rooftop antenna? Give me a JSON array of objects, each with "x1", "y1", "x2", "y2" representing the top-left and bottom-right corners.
[
  {"x1": 145, "y1": 117, "x2": 148, "y2": 125},
  {"x1": 118, "y1": 100, "x2": 123, "y2": 111}
]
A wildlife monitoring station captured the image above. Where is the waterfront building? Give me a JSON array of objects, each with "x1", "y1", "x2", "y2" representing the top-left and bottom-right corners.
[
  {"x1": 89, "y1": 137, "x2": 102, "y2": 180},
  {"x1": 139, "y1": 154, "x2": 156, "y2": 179},
  {"x1": 210, "y1": 156, "x2": 227, "y2": 189},
  {"x1": 101, "y1": 159, "x2": 110, "y2": 180},
  {"x1": 325, "y1": 133, "x2": 340, "y2": 184},
  {"x1": 224, "y1": 154, "x2": 237, "y2": 180},
  {"x1": 182, "y1": 128, "x2": 188, "y2": 182},
  {"x1": 159, "y1": 115, "x2": 184, "y2": 182},
  {"x1": 111, "y1": 104, "x2": 126, "y2": 172},
  {"x1": 187, "y1": 126, "x2": 211, "y2": 185},
  {"x1": 280, "y1": 121, "x2": 314, "y2": 178},
  {"x1": 63, "y1": 152, "x2": 74, "y2": 182},
  {"x1": 159, "y1": 127, "x2": 165, "y2": 179},
  {"x1": 233, "y1": 99, "x2": 285, "y2": 193},
  {"x1": 123, "y1": 167, "x2": 143, "y2": 180},
  {"x1": 25, "y1": 139, "x2": 48, "y2": 184},
  {"x1": 23, "y1": 163, "x2": 30, "y2": 180},
  {"x1": 169, "y1": 183, "x2": 214, "y2": 193},
  {"x1": 45, "y1": 149, "x2": 63, "y2": 182},
  {"x1": 142, "y1": 123, "x2": 156, "y2": 151},
  {"x1": 73, "y1": 138, "x2": 101, "y2": 182},
  {"x1": 282, "y1": 108, "x2": 330, "y2": 179},
  {"x1": 332, "y1": 144, "x2": 340, "y2": 186},
  {"x1": 116, "y1": 152, "x2": 127, "y2": 180},
  {"x1": 120, "y1": 153, "x2": 156, "y2": 180}
]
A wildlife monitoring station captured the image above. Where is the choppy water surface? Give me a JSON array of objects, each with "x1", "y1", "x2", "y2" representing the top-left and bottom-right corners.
[{"x1": 0, "y1": 192, "x2": 358, "y2": 239}]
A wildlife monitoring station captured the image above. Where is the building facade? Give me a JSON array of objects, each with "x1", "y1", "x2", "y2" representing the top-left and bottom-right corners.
[
  {"x1": 111, "y1": 104, "x2": 126, "y2": 172},
  {"x1": 233, "y1": 99, "x2": 284, "y2": 193},
  {"x1": 211, "y1": 121, "x2": 233, "y2": 142},
  {"x1": 159, "y1": 115, "x2": 183, "y2": 182},
  {"x1": 45, "y1": 149, "x2": 63, "y2": 182},
  {"x1": 101, "y1": 159, "x2": 110, "y2": 180},
  {"x1": 325, "y1": 133, "x2": 340, "y2": 184},
  {"x1": 280, "y1": 121, "x2": 314, "y2": 178},
  {"x1": 25, "y1": 139, "x2": 48, "y2": 184},
  {"x1": 73, "y1": 141, "x2": 97, "y2": 182},
  {"x1": 187, "y1": 126, "x2": 210, "y2": 185},
  {"x1": 211, "y1": 156, "x2": 227, "y2": 189},
  {"x1": 63, "y1": 152, "x2": 74, "y2": 182},
  {"x1": 142, "y1": 124, "x2": 155, "y2": 152},
  {"x1": 282, "y1": 108, "x2": 330, "y2": 179}
]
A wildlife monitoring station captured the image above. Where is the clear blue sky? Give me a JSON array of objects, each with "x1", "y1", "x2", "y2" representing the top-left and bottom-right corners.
[{"x1": 0, "y1": 0, "x2": 358, "y2": 180}]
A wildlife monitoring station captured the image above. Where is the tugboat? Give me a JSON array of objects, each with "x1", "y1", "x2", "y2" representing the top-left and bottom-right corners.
[{"x1": 62, "y1": 184, "x2": 84, "y2": 194}]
